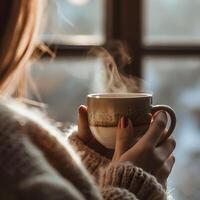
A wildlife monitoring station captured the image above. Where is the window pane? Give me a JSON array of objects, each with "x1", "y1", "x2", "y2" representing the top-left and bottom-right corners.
[
  {"x1": 143, "y1": 57, "x2": 200, "y2": 200},
  {"x1": 29, "y1": 58, "x2": 104, "y2": 123},
  {"x1": 143, "y1": 0, "x2": 200, "y2": 45},
  {"x1": 43, "y1": 0, "x2": 106, "y2": 45}
]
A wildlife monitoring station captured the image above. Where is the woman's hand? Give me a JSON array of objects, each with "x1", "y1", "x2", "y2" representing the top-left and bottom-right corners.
[
  {"x1": 112, "y1": 112, "x2": 176, "y2": 189},
  {"x1": 77, "y1": 105, "x2": 149, "y2": 158},
  {"x1": 77, "y1": 105, "x2": 114, "y2": 158},
  {"x1": 77, "y1": 105, "x2": 176, "y2": 188}
]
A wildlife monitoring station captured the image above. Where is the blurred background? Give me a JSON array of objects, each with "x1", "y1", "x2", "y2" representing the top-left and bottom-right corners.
[{"x1": 29, "y1": 1, "x2": 200, "y2": 199}]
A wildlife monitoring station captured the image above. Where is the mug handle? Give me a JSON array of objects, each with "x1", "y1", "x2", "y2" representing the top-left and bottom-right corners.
[{"x1": 150, "y1": 105, "x2": 176, "y2": 142}]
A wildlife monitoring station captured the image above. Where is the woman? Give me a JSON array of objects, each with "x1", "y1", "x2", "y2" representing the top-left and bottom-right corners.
[{"x1": 0, "y1": 0, "x2": 175, "y2": 199}]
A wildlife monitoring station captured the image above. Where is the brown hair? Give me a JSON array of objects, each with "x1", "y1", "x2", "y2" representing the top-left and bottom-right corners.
[{"x1": 0, "y1": 0, "x2": 42, "y2": 97}]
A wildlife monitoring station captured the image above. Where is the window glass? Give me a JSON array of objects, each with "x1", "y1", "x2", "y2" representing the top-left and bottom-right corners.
[
  {"x1": 143, "y1": 57, "x2": 200, "y2": 200},
  {"x1": 43, "y1": 0, "x2": 106, "y2": 45},
  {"x1": 143, "y1": 0, "x2": 200, "y2": 45},
  {"x1": 29, "y1": 58, "x2": 104, "y2": 123}
]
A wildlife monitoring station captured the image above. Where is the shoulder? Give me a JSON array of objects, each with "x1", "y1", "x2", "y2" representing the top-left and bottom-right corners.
[
  {"x1": 0, "y1": 98, "x2": 28, "y2": 130},
  {"x1": 0, "y1": 98, "x2": 77, "y2": 159},
  {"x1": 0, "y1": 98, "x2": 57, "y2": 141},
  {"x1": 0, "y1": 98, "x2": 53, "y2": 130},
  {"x1": 0, "y1": 98, "x2": 40, "y2": 129}
]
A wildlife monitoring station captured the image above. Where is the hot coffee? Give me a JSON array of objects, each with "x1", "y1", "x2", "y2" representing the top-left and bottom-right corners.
[{"x1": 87, "y1": 93, "x2": 176, "y2": 149}]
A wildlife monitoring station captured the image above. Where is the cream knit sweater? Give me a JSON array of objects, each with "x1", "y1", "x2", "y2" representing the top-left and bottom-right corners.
[{"x1": 0, "y1": 99, "x2": 167, "y2": 200}]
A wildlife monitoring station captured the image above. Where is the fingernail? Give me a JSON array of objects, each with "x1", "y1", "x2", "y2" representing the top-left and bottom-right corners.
[
  {"x1": 122, "y1": 117, "x2": 129, "y2": 128},
  {"x1": 118, "y1": 118, "x2": 122, "y2": 128},
  {"x1": 156, "y1": 111, "x2": 167, "y2": 123},
  {"x1": 78, "y1": 105, "x2": 85, "y2": 114}
]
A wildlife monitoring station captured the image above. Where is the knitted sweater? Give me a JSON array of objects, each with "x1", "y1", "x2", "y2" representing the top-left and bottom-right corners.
[{"x1": 0, "y1": 99, "x2": 167, "y2": 200}]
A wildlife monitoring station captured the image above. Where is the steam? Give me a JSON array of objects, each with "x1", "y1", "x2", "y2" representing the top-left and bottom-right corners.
[
  {"x1": 56, "y1": 2, "x2": 75, "y2": 28},
  {"x1": 89, "y1": 45, "x2": 146, "y2": 93}
]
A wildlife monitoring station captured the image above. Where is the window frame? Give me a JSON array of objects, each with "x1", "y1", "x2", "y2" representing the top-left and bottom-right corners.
[
  {"x1": 45, "y1": 0, "x2": 114, "y2": 56},
  {"x1": 45, "y1": 0, "x2": 200, "y2": 77}
]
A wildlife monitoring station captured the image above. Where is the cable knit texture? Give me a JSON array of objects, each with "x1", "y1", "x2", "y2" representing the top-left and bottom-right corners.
[
  {"x1": 99, "y1": 162, "x2": 167, "y2": 200},
  {"x1": 0, "y1": 99, "x2": 168, "y2": 200},
  {"x1": 101, "y1": 187, "x2": 139, "y2": 200},
  {"x1": 68, "y1": 130, "x2": 167, "y2": 200},
  {"x1": 68, "y1": 132, "x2": 110, "y2": 178}
]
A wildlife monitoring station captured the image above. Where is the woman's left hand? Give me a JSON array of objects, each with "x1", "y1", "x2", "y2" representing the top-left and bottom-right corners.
[
  {"x1": 77, "y1": 105, "x2": 149, "y2": 159},
  {"x1": 77, "y1": 105, "x2": 114, "y2": 158}
]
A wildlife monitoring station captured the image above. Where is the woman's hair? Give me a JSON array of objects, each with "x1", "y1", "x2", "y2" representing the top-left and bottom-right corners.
[{"x1": 0, "y1": 0, "x2": 42, "y2": 97}]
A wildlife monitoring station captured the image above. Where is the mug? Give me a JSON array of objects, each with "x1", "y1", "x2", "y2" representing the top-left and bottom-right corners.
[{"x1": 87, "y1": 93, "x2": 176, "y2": 149}]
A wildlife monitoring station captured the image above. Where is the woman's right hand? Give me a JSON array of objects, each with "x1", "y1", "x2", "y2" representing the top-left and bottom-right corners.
[{"x1": 112, "y1": 112, "x2": 176, "y2": 189}]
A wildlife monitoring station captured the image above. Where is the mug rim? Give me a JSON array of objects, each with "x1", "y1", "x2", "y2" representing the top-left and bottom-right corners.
[{"x1": 87, "y1": 93, "x2": 152, "y2": 99}]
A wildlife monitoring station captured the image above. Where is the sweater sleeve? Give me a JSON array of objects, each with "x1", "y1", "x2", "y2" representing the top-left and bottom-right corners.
[
  {"x1": 0, "y1": 101, "x2": 168, "y2": 200},
  {"x1": 101, "y1": 187, "x2": 139, "y2": 200},
  {"x1": 0, "y1": 103, "x2": 87, "y2": 200},
  {"x1": 18, "y1": 172, "x2": 85, "y2": 200},
  {"x1": 67, "y1": 129, "x2": 110, "y2": 178},
  {"x1": 67, "y1": 130, "x2": 168, "y2": 200},
  {"x1": 99, "y1": 162, "x2": 167, "y2": 200}
]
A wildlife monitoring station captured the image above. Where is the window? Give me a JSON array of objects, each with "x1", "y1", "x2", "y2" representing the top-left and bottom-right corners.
[
  {"x1": 30, "y1": 0, "x2": 110, "y2": 123},
  {"x1": 143, "y1": 0, "x2": 200, "y2": 45},
  {"x1": 30, "y1": 58, "x2": 104, "y2": 122},
  {"x1": 142, "y1": 1, "x2": 200, "y2": 199},
  {"x1": 144, "y1": 57, "x2": 200, "y2": 200},
  {"x1": 43, "y1": 0, "x2": 106, "y2": 45}
]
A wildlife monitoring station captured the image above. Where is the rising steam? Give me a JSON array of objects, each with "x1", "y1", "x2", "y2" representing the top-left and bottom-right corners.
[{"x1": 89, "y1": 43, "x2": 146, "y2": 93}]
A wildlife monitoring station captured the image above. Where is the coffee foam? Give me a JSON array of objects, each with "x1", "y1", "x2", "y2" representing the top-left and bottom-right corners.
[{"x1": 88, "y1": 93, "x2": 152, "y2": 98}]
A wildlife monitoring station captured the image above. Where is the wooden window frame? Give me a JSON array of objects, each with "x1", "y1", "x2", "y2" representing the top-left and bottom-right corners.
[
  {"x1": 113, "y1": 0, "x2": 200, "y2": 77},
  {"x1": 46, "y1": 0, "x2": 200, "y2": 77},
  {"x1": 45, "y1": 0, "x2": 142, "y2": 76},
  {"x1": 46, "y1": 0, "x2": 114, "y2": 56}
]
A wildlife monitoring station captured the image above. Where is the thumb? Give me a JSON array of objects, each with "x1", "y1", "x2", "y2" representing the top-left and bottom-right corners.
[
  {"x1": 156, "y1": 155, "x2": 175, "y2": 190},
  {"x1": 113, "y1": 117, "x2": 134, "y2": 161},
  {"x1": 77, "y1": 105, "x2": 93, "y2": 143}
]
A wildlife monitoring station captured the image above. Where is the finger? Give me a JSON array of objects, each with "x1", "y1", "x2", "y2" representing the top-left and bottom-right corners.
[
  {"x1": 156, "y1": 137, "x2": 176, "y2": 160},
  {"x1": 135, "y1": 113, "x2": 152, "y2": 139},
  {"x1": 113, "y1": 117, "x2": 134, "y2": 160},
  {"x1": 77, "y1": 105, "x2": 93, "y2": 143},
  {"x1": 133, "y1": 125, "x2": 149, "y2": 143},
  {"x1": 156, "y1": 129, "x2": 169, "y2": 146},
  {"x1": 156, "y1": 155, "x2": 175, "y2": 189},
  {"x1": 142, "y1": 112, "x2": 167, "y2": 146}
]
